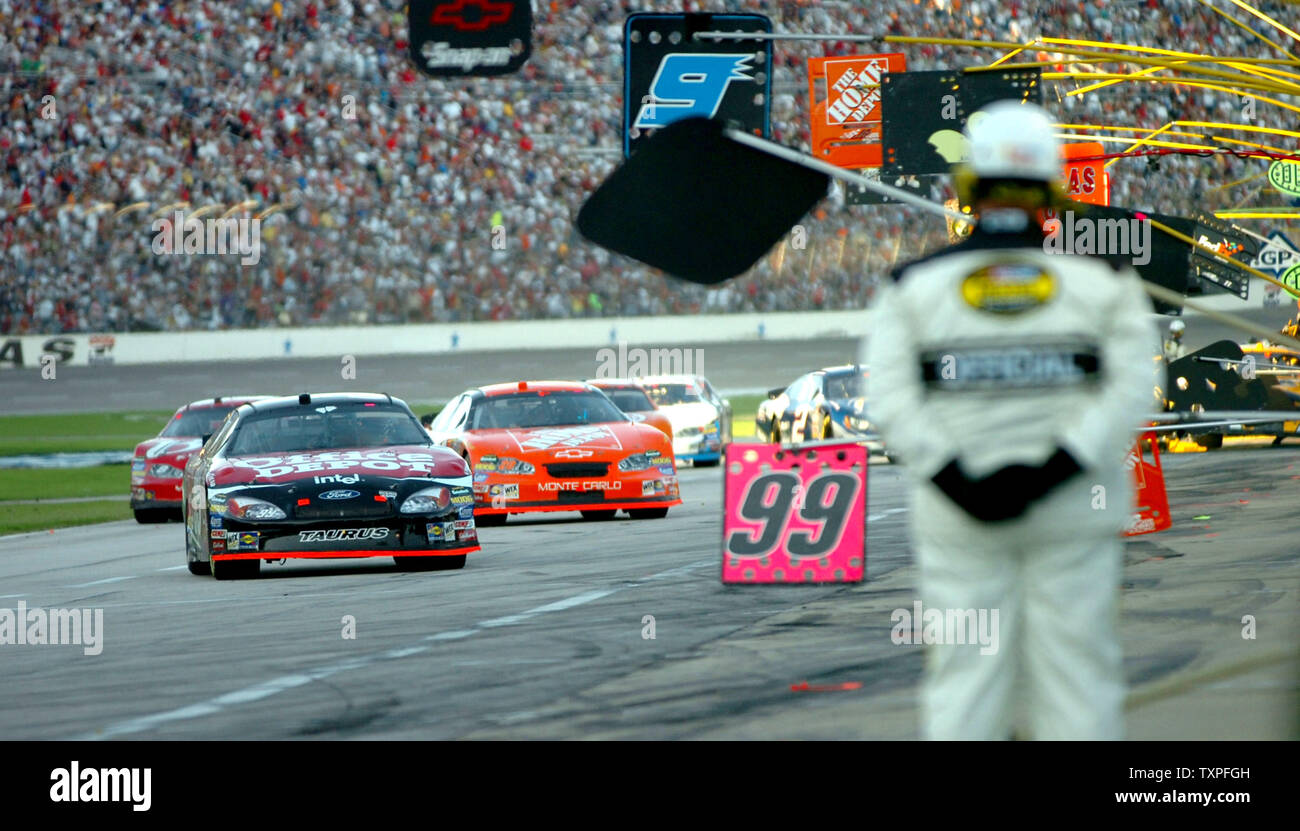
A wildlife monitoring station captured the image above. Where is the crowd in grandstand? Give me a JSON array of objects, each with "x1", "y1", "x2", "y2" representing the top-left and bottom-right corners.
[{"x1": 1, "y1": 0, "x2": 1295, "y2": 334}]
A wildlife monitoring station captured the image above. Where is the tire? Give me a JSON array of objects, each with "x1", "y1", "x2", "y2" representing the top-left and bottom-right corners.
[
  {"x1": 1195, "y1": 433, "x2": 1224, "y2": 450},
  {"x1": 134, "y1": 508, "x2": 170, "y2": 524},
  {"x1": 187, "y1": 561, "x2": 210, "y2": 576},
  {"x1": 1272, "y1": 435, "x2": 1286, "y2": 447},
  {"x1": 398, "y1": 555, "x2": 466, "y2": 571},
  {"x1": 475, "y1": 512, "x2": 507, "y2": 527},
  {"x1": 695, "y1": 458, "x2": 720, "y2": 468},
  {"x1": 211, "y1": 558, "x2": 260, "y2": 580},
  {"x1": 628, "y1": 507, "x2": 670, "y2": 520},
  {"x1": 581, "y1": 510, "x2": 617, "y2": 521}
]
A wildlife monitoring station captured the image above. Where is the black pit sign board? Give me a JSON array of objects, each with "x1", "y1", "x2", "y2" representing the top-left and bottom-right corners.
[
  {"x1": 623, "y1": 12, "x2": 772, "y2": 158},
  {"x1": 880, "y1": 69, "x2": 1042, "y2": 177}
]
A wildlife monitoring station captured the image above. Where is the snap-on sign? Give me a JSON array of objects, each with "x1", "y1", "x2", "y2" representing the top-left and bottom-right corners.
[
  {"x1": 408, "y1": 0, "x2": 532, "y2": 77},
  {"x1": 722, "y1": 442, "x2": 867, "y2": 584}
]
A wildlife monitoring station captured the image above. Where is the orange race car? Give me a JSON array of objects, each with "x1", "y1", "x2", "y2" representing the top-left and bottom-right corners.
[
  {"x1": 425, "y1": 381, "x2": 681, "y2": 524},
  {"x1": 586, "y1": 378, "x2": 675, "y2": 440}
]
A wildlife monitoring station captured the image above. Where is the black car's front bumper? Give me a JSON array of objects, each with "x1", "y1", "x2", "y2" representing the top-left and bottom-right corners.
[{"x1": 211, "y1": 512, "x2": 476, "y2": 560}]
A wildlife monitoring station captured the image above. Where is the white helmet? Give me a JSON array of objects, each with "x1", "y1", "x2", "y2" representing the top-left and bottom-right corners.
[
  {"x1": 965, "y1": 100, "x2": 1061, "y2": 182},
  {"x1": 1169, "y1": 319, "x2": 1186, "y2": 334}
]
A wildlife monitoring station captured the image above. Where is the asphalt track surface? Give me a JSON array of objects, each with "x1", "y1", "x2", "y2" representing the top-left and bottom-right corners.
[
  {"x1": 0, "y1": 338, "x2": 865, "y2": 414},
  {"x1": 0, "y1": 304, "x2": 1294, "y2": 414},
  {"x1": 1, "y1": 447, "x2": 1297, "y2": 740},
  {"x1": 0, "y1": 327, "x2": 1297, "y2": 739}
]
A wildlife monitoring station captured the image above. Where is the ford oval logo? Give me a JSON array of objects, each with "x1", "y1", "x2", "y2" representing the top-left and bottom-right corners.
[{"x1": 319, "y1": 489, "x2": 360, "y2": 500}]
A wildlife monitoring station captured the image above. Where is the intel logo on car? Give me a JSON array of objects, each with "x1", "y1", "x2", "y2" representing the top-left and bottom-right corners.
[{"x1": 319, "y1": 489, "x2": 361, "y2": 501}]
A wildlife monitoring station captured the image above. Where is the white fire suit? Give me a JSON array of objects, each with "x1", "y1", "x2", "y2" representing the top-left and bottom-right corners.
[{"x1": 867, "y1": 219, "x2": 1161, "y2": 740}]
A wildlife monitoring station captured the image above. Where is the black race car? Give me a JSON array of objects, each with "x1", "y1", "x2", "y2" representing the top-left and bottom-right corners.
[{"x1": 181, "y1": 393, "x2": 477, "y2": 579}]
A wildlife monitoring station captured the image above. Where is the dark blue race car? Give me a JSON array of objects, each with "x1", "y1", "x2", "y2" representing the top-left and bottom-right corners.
[{"x1": 755, "y1": 364, "x2": 888, "y2": 456}]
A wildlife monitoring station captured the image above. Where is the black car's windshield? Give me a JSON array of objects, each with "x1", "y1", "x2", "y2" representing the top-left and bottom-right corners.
[
  {"x1": 824, "y1": 371, "x2": 867, "y2": 401},
  {"x1": 161, "y1": 408, "x2": 236, "y2": 437},
  {"x1": 225, "y1": 403, "x2": 429, "y2": 455},
  {"x1": 468, "y1": 392, "x2": 626, "y2": 430},
  {"x1": 602, "y1": 388, "x2": 654, "y2": 412},
  {"x1": 642, "y1": 382, "x2": 701, "y2": 407}
]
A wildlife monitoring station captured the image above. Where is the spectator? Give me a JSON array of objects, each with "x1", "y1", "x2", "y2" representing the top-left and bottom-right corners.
[{"x1": 1, "y1": 0, "x2": 1294, "y2": 334}]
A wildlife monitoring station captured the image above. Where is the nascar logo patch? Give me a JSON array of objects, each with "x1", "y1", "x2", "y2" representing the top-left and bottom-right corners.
[{"x1": 961, "y1": 263, "x2": 1055, "y2": 313}]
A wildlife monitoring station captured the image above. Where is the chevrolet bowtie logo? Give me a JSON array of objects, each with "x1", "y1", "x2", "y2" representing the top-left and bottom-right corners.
[
  {"x1": 431, "y1": 0, "x2": 512, "y2": 31},
  {"x1": 554, "y1": 449, "x2": 594, "y2": 459}
]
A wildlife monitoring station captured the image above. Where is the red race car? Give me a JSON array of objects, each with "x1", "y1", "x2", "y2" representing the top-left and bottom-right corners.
[
  {"x1": 426, "y1": 381, "x2": 681, "y2": 524},
  {"x1": 131, "y1": 396, "x2": 268, "y2": 523}
]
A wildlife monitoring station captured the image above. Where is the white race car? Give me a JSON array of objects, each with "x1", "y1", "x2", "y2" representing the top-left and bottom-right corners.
[{"x1": 635, "y1": 374, "x2": 732, "y2": 466}]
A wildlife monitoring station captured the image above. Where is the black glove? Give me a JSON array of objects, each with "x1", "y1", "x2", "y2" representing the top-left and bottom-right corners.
[{"x1": 930, "y1": 448, "x2": 1083, "y2": 523}]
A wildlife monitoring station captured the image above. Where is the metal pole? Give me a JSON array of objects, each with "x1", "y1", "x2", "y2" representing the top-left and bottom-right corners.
[
  {"x1": 692, "y1": 31, "x2": 886, "y2": 43},
  {"x1": 719, "y1": 130, "x2": 1300, "y2": 351},
  {"x1": 723, "y1": 129, "x2": 970, "y2": 222}
]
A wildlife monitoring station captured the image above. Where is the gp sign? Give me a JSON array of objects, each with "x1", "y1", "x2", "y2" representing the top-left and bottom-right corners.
[
  {"x1": 722, "y1": 442, "x2": 866, "y2": 584},
  {"x1": 1250, "y1": 229, "x2": 1300, "y2": 278}
]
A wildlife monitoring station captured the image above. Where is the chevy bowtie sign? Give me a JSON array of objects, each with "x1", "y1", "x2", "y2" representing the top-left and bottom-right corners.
[{"x1": 409, "y1": 0, "x2": 532, "y2": 77}]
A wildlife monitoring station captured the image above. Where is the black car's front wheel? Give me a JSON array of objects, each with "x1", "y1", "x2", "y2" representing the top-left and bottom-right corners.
[
  {"x1": 211, "y1": 558, "x2": 260, "y2": 580},
  {"x1": 398, "y1": 555, "x2": 467, "y2": 571}
]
